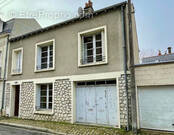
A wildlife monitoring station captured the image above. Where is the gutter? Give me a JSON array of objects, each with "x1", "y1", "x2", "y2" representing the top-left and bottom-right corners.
[
  {"x1": 121, "y1": 5, "x2": 129, "y2": 130},
  {"x1": 1, "y1": 34, "x2": 9, "y2": 114}
]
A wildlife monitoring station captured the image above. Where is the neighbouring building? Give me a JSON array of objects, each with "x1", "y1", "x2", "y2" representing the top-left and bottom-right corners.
[
  {"x1": 135, "y1": 46, "x2": 174, "y2": 131},
  {"x1": 4, "y1": 1, "x2": 139, "y2": 129},
  {"x1": 142, "y1": 47, "x2": 174, "y2": 64},
  {"x1": 0, "y1": 18, "x2": 41, "y2": 112}
]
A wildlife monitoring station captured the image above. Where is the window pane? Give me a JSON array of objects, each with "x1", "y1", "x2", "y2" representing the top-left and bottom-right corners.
[
  {"x1": 96, "y1": 55, "x2": 103, "y2": 62},
  {"x1": 87, "y1": 50, "x2": 93, "y2": 56},
  {"x1": 42, "y1": 52, "x2": 48, "y2": 57},
  {"x1": 50, "y1": 45, "x2": 53, "y2": 50},
  {"x1": 86, "y1": 43, "x2": 93, "y2": 49},
  {"x1": 40, "y1": 97, "x2": 46, "y2": 102},
  {"x1": 41, "y1": 85, "x2": 47, "y2": 90},
  {"x1": 49, "y1": 97, "x2": 52, "y2": 102},
  {"x1": 96, "y1": 41, "x2": 102, "y2": 48},
  {"x1": 41, "y1": 58, "x2": 47, "y2": 63},
  {"x1": 42, "y1": 46, "x2": 48, "y2": 52},
  {"x1": 49, "y1": 103, "x2": 52, "y2": 109},
  {"x1": 96, "y1": 33, "x2": 101, "y2": 41},
  {"x1": 41, "y1": 90, "x2": 46, "y2": 96},
  {"x1": 40, "y1": 103, "x2": 46, "y2": 109},
  {"x1": 41, "y1": 64, "x2": 47, "y2": 69},
  {"x1": 87, "y1": 56, "x2": 93, "y2": 63},
  {"x1": 84, "y1": 36, "x2": 93, "y2": 43},
  {"x1": 96, "y1": 48, "x2": 102, "y2": 55}
]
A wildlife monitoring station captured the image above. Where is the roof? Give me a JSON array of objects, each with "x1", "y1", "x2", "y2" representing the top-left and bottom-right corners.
[
  {"x1": 135, "y1": 60, "x2": 174, "y2": 67},
  {"x1": 142, "y1": 53, "x2": 174, "y2": 64},
  {"x1": 0, "y1": 18, "x2": 41, "y2": 37},
  {"x1": 9, "y1": 1, "x2": 127, "y2": 42}
]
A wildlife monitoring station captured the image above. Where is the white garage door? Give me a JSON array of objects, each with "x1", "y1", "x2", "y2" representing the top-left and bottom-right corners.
[
  {"x1": 76, "y1": 80, "x2": 118, "y2": 126},
  {"x1": 138, "y1": 86, "x2": 174, "y2": 131}
]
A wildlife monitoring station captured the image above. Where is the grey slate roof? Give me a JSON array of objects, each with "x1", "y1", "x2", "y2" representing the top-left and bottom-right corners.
[
  {"x1": 9, "y1": 1, "x2": 127, "y2": 42},
  {"x1": 142, "y1": 53, "x2": 174, "y2": 64}
]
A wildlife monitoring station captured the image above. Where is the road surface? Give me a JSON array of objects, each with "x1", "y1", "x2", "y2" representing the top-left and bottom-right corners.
[{"x1": 0, "y1": 125, "x2": 54, "y2": 135}]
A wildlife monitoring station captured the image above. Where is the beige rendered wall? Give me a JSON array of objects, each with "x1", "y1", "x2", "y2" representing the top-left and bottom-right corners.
[
  {"x1": 8, "y1": 6, "x2": 139, "y2": 81},
  {"x1": 135, "y1": 63, "x2": 174, "y2": 86}
]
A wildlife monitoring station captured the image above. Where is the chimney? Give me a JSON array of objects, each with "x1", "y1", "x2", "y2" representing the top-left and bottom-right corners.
[
  {"x1": 167, "y1": 47, "x2": 172, "y2": 54},
  {"x1": 158, "y1": 50, "x2": 162, "y2": 56},
  {"x1": 84, "y1": 0, "x2": 94, "y2": 15},
  {"x1": 0, "y1": 18, "x2": 4, "y2": 33}
]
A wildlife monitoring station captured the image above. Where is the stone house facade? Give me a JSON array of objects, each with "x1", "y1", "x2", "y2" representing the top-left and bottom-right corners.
[{"x1": 4, "y1": 1, "x2": 139, "y2": 129}]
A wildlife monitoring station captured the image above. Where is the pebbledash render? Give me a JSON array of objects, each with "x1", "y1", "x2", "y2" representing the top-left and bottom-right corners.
[{"x1": 4, "y1": 1, "x2": 139, "y2": 128}]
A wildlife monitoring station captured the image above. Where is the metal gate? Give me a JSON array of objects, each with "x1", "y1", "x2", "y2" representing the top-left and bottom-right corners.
[
  {"x1": 76, "y1": 80, "x2": 118, "y2": 126},
  {"x1": 138, "y1": 86, "x2": 174, "y2": 131}
]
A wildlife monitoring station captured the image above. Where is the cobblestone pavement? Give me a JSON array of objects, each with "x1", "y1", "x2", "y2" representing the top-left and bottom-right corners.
[{"x1": 0, "y1": 125, "x2": 53, "y2": 135}]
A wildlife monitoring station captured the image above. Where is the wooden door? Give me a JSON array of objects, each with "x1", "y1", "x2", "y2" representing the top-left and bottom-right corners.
[{"x1": 14, "y1": 85, "x2": 20, "y2": 117}]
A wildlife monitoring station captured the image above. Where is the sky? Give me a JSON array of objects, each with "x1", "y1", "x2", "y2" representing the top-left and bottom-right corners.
[{"x1": 0, "y1": 0, "x2": 173, "y2": 56}]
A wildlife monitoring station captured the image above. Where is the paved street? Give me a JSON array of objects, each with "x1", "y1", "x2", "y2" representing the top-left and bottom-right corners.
[{"x1": 0, "y1": 125, "x2": 53, "y2": 135}]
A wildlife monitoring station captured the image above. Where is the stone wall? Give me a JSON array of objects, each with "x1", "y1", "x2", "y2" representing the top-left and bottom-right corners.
[
  {"x1": 118, "y1": 74, "x2": 131, "y2": 128},
  {"x1": 5, "y1": 83, "x2": 10, "y2": 109},
  {"x1": 19, "y1": 79, "x2": 72, "y2": 122}
]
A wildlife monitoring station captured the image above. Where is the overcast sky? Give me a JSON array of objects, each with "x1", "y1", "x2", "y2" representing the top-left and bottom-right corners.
[{"x1": 0, "y1": 0, "x2": 173, "y2": 55}]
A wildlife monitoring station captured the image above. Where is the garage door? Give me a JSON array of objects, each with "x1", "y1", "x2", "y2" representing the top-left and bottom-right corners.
[
  {"x1": 138, "y1": 86, "x2": 174, "y2": 131},
  {"x1": 76, "y1": 80, "x2": 118, "y2": 126}
]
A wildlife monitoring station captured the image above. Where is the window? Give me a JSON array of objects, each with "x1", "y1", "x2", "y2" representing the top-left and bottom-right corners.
[
  {"x1": 78, "y1": 26, "x2": 108, "y2": 67},
  {"x1": 11, "y1": 48, "x2": 23, "y2": 74},
  {"x1": 36, "y1": 84, "x2": 53, "y2": 110},
  {"x1": 35, "y1": 39, "x2": 55, "y2": 72}
]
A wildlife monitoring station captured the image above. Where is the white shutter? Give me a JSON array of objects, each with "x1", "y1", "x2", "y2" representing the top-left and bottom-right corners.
[
  {"x1": 101, "y1": 31, "x2": 105, "y2": 58},
  {"x1": 36, "y1": 85, "x2": 41, "y2": 110},
  {"x1": 37, "y1": 47, "x2": 41, "y2": 69}
]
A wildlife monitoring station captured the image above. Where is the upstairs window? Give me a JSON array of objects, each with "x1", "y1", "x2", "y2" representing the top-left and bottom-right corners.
[
  {"x1": 36, "y1": 83, "x2": 53, "y2": 110},
  {"x1": 35, "y1": 39, "x2": 55, "y2": 72},
  {"x1": 78, "y1": 26, "x2": 108, "y2": 67},
  {"x1": 11, "y1": 48, "x2": 23, "y2": 75}
]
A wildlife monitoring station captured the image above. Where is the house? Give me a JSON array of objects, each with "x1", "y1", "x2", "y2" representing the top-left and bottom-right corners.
[
  {"x1": 142, "y1": 47, "x2": 174, "y2": 64},
  {"x1": 135, "y1": 47, "x2": 174, "y2": 131},
  {"x1": 0, "y1": 18, "x2": 41, "y2": 113},
  {"x1": 4, "y1": 1, "x2": 139, "y2": 129}
]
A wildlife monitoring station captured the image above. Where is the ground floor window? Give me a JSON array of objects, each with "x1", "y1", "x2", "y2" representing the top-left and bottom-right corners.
[{"x1": 36, "y1": 83, "x2": 53, "y2": 110}]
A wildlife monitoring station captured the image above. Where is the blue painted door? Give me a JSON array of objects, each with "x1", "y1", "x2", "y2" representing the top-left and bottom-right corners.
[{"x1": 76, "y1": 84, "x2": 118, "y2": 126}]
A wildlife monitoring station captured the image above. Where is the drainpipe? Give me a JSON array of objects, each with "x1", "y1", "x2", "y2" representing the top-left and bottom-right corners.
[
  {"x1": 1, "y1": 34, "x2": 9, "y2": 115},
  {"x1": 121, "y1": 5, "x2": 129, "y2": 131}
]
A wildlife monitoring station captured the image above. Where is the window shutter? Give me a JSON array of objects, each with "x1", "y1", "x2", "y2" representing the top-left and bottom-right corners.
[
  {"x1": 36, "y1": 85, "x2": 40, "y2": 110},
  {"x1": 37, "y1": 47, "x2": 41, "y2": 69},
  {"x1": 81, "y1": 36, "x2": 85, "y2": 64}
]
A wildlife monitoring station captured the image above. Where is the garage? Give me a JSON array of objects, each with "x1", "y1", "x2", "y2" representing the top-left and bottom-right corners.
[
  {"x1": 138, "y1": 86, "x2": 174, "y2": 131},
  {"x1": 76, "y1": 80, "x2": 118, "y2": 126}
]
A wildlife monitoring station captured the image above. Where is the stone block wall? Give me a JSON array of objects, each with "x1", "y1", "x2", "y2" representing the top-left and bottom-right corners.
[
  {"x1": 118, "y1": 74, "x2": 131, "y2": 128},
  {"x1": 19, "y1": 79, "x2": 72, "y2": 122},
  {"x1": 5, "y1": 83, "x2": 10, "y2": 110}
]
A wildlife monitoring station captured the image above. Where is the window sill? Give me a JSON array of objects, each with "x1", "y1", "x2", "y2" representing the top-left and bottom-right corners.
[
  {"x1": 78, "y1": 61, "x2": 108, "y2": 67},
  {"x1": 35, "y1": 68, "x2": 55, "y2": 73},
  {"x1": 34, "y1": 109, "x2": 53, "y2": 115},
  {"x1": 11, "y1": 72, "x2": 22, "y2": 76}
]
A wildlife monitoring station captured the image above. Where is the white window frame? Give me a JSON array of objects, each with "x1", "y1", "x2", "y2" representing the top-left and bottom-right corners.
[
  {"x1": 34, "y1": 81, "x2": 54, "y2": 115},
  {"x1": 78, "y1": 26, "x2": 108, "y2": 67},
  {"x1": 35, "y1": 39, "x2": 55, "y2": 72},
  {"x1": 0, "y1": 49, "x2": 2, "y2": 78},
  {"x1": 11, "y1": 48, "x2": 23, "y2": 75}
]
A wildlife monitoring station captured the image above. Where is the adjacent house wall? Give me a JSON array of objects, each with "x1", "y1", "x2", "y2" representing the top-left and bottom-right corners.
[{"x1": 135, "y1": 63, "x2": 174, "y2": 86}]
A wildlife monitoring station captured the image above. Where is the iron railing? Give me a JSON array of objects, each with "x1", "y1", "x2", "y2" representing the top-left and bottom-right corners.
[{"x1": 81, "y1": 55, "x2": 106, "y2": 65}]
